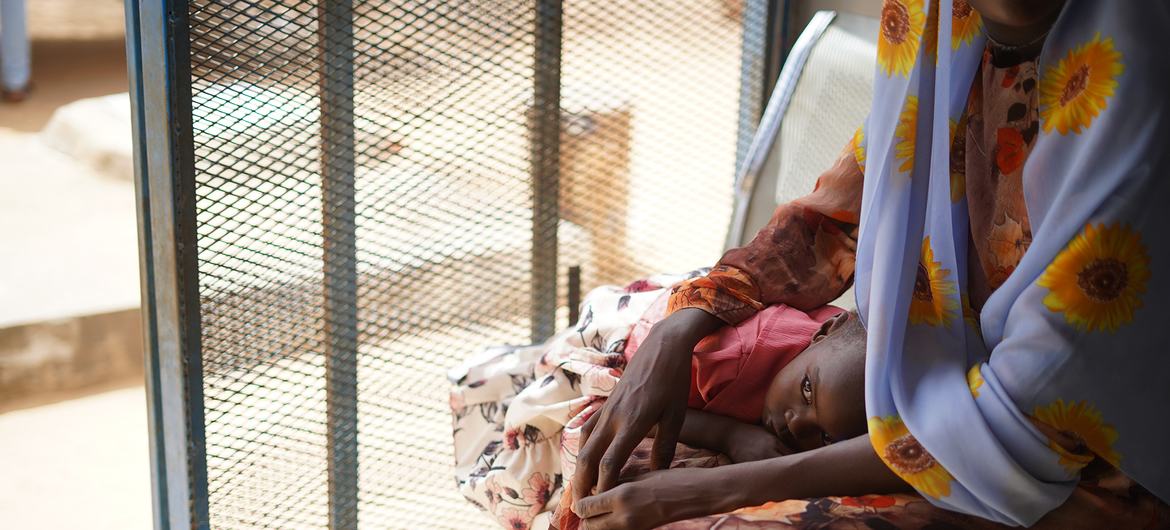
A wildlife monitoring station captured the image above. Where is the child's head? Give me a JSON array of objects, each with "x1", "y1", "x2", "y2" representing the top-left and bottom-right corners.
[{"x1": 761, "y1": 310, "x2": 867, "y2": 452}]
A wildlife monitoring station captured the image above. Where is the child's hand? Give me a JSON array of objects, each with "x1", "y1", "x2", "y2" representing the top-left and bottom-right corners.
[{"x1": 724, "y1": 423, "x2": 794, "y2": 463}]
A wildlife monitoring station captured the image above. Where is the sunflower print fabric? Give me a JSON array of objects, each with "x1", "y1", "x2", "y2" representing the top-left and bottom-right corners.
[
  {"x1": 1032, "y1": 399, "x2": 1121, "y2": 469},
  {"x1": 1039, "y1": 33, "x2": 1124, "y2": 135},
  {"x1": 851, "y1": 126, "x2": 866, "y2": 172},
  {"x1": 868, "y1": 416, "x2": 954, "y2": 499},
  {"x1": 851, "y1": 1, "x2": 1170, "y2": 526},
  {"x1": 908, "y1": 236, "x2": 958, "y2": 326},
  {"x1": 950, "y1": 0, "x2": 981, "y2": 50},
  {"x1": 670, "y1": 2, "x2": 1169, "y2": 525},
  {"x1": 877, "y1": 0, "x2": 926, "y2": 77},
  {"x1": 894, "y1": 95, "x2": 919, "y2": 172},
  {"x1": 966, "y1": 364, "x2": 984, "y2": 398},
  {"x1": 1038, "y1": 222, "x2": 1149, "y2": 332}
]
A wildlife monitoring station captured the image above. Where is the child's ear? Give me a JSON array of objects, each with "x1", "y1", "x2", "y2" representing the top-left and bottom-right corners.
[{"x1": 812, "y1": 315, "x2": 839, "y2": 342}]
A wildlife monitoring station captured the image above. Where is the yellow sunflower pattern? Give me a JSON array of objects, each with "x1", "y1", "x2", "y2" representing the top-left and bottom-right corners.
[
  {"x1": 949, "y1": 116, "x2": 966, "y2": 203},
  {"x1": 877, "y1": 0, "x2": 926, "y2": 77},
  {"x1": 869, "y1": 416, "x2": 954, "y2": 498},
  {"x1": 966, "y1": 364, "x2": 984, "y2": 398},
  {"x1": 909, "y1": 236, "x2": 959, "y2": 326},
  {"x1": 895, "y1": 96, "x2": 919, "y2": 173},
  {"x1": 851, "y1": 126, "x2": 867, "y2": 173},
  {"x1": 922, "y1": 0, "x2": 939, "y2": 63},
  {"x1": 1033, "y1": 399, "x2": 1121, "y2": 470},
  {"x1": 961, "y1": 293, "x2": 980, "y2": 330},
  {"x1": 1040, "y1": 33, "x2": 1124, "y2": 135},
  {"x1": 1038, "y1": 223, "x2": 1150, "y2": 333},
  {"x1": 950, "y1": 0, "x2": 982, "y2": 50}
]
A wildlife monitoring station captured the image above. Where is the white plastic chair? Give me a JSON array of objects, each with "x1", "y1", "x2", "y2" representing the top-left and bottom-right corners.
[{"x1": 726, "y1": 10, "x2": 878, "y2": 310}]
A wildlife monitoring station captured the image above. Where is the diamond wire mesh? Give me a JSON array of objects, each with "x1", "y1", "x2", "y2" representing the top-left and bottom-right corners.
[{"x1": 185, "y1": 0, "x2": 764, "y2": 527}]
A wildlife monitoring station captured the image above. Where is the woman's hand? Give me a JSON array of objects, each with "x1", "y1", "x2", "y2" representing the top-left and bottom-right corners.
[
  {"x1": 572, "y1": 308, "x2": 724, "y2": 506},
  {"x1": 576, "y1": 435, "x2": 913, "y2": 529},
  {"x1": 573, "y1": 466, "x2": 741, "y2": 530},
  {"x1": 723, "y1": 423, "x2": 793, "y2": 464}
]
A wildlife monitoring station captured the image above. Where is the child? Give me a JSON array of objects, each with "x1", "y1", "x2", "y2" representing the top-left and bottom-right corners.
[
  {"x1": 623, "y1": 293, "x2": 868, "y2": 459},
  {"x1": 553, "y1": 306, "x2": 869, "y2": 529},
  {"x1": 675, "y1": 308, "x2": 868, "y2": 461}
]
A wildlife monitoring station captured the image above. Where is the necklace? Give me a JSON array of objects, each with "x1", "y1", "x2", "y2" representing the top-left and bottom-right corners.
[{"x1": 982, "y1": 25, "x2": 1051, "y2": 53}]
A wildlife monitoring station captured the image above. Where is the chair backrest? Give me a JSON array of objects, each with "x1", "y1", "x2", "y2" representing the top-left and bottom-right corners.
[{"x1": 725, "y1": 11, "x2": 878, "y2": 309}]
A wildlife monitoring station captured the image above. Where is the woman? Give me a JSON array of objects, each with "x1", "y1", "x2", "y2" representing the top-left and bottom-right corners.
[{"x1": 569, "y1": 1, "x2": 1170, "y2": 528}]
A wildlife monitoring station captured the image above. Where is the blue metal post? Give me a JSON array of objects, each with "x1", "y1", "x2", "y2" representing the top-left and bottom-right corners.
[
  {"x1": 125, "y1": 0, "x2": 209, "y2": 528},
  {"x1": 0, "y1": 0, "x2": 30, "y2": 96},
  {"x1": 734, "y1": 0, "x2": 771, "y2": 175}
]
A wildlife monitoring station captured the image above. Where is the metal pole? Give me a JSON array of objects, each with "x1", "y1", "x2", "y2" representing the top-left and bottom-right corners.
[
  {"x1": 531, "y1": 0, "x2": 563, "y2": 342},
  {"x1": 734, "y1": 0, "x2": 771, "y2": 175},
  {"x1": 126, "y1": 0, "x2": 209, "y2": 527},
  {"x1": 567, "y1": 265, "x2": 581, "y2": 326},
  {"x1": 763, "y1": 0, "x2": 791, "y2": 112},
  {"x1": 0, "y1": 0, "x2": 30, "y2": 96},
  {"x1": 319, "y1": 2, "x2": 359, "y2": 528}
]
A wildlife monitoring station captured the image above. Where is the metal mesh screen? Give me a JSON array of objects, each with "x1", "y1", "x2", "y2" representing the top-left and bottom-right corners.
[{"x1": 185, "y1": 0, "x2": 766, "y2": 527}]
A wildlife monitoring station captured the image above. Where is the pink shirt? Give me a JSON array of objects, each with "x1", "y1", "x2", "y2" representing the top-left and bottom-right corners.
[{"x1": 625, "y1": 291, "x2": 842, "y2": 423}]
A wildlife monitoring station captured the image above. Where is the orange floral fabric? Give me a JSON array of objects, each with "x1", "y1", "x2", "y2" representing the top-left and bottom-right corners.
[{"x1": 670, "y1": 47, "x2": 1042, "y2": 324}]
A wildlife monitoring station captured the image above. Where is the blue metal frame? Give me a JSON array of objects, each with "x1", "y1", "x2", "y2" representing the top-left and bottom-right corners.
[
  {"x1": 725, "y1": 10, "x2": 837, "y2": 249},
  {"x1": 0, "y1": 0, "x2": 31, "y2": 94},
  {"x1": 125, "y1": 0, "x2": 209, "y2": 528},
  {"x1": 734, "y1": 0, "x2": 771, "y2": 175}
]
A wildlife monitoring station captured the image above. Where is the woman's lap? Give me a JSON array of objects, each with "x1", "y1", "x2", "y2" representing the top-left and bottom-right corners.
[{"x1": 553, "y1": 439, "x2": 1170, "y2": 529}]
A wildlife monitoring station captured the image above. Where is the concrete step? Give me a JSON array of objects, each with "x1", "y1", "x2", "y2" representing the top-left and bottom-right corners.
[
  {"x1": 1, "y1": 88, "x2": 600, "y2": 409},
  {"x1": 0, "y1": 127, "x2": 142, "y2": 409},
  {"x1": 41, "y1": 93, "x2": 134, "y2": 182}
]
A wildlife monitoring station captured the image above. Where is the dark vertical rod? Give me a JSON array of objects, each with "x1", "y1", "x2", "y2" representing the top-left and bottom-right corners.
[
  {"x1": 129, "y1": 0, "x2": 209, "y2": 527},
  {"x1": 763, "y1": 0, "x2": 791, "y2": 112},
  {"x1": 319, "y1": 2, "x2": 359, "y2": 528},
  {"x1": 167, "y1": 0, "x2": 210, "y2": 524},
  {"x1": 567, "y1": 265, "x2": 581, "y2": 326},
  {"x1": 531, "y1": 0, "x2": 563, "y2": 342}
]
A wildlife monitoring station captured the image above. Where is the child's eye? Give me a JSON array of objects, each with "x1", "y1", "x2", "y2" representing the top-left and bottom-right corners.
[
  {"x1": 821, "y1": 431, "x2": 835, "y2": 446},
  {"x1": 801, "y1": 374, "x2": 813, "y2": 405}
]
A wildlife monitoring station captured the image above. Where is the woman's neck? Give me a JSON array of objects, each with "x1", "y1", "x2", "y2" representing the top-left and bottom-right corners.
[
  {"x1": 970, "y1": 0, "x2": 1065, "y2": 43},
  {"x1": 968, "y1": 0, "x2": 1071, "y2": 62}
]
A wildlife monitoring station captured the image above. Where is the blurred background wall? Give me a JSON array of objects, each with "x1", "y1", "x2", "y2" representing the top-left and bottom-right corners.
[{"x1": 0, "y1": 1, "x2": 151, "y2": 528}]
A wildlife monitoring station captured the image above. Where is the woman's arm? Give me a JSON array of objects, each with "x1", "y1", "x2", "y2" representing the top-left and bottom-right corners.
[
  {"x1": 730, "y1": 434, "x2": 911, "y2": 506},
  {"x1": 572, "y1": 307, "x2": 724, "y2": 501},
  {"x1": 573, "y1": 434, "x2": 910, "y2": 530}
]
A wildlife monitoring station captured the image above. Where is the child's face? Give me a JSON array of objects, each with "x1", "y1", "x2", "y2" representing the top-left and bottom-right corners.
[{"x1": 761, "y1": 311, "x2": 867, "y2": 452}]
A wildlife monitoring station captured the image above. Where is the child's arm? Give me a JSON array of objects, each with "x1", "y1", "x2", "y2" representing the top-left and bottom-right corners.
[{"x1": 679, "y1": 409, "x2": 792, "y2": 463}]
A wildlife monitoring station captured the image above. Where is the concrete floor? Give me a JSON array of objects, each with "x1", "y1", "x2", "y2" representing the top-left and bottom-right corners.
[
  {"x1": 0, "y1": 0, "x2": 145, "y2": 518},
  {"x1": 0, "y1": 386, "x2": 152, "y2": 530}
]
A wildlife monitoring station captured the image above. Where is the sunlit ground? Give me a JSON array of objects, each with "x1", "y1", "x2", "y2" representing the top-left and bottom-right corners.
[{"x1": 0, "y1": 387, "x2": 152, "y2": 530}]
